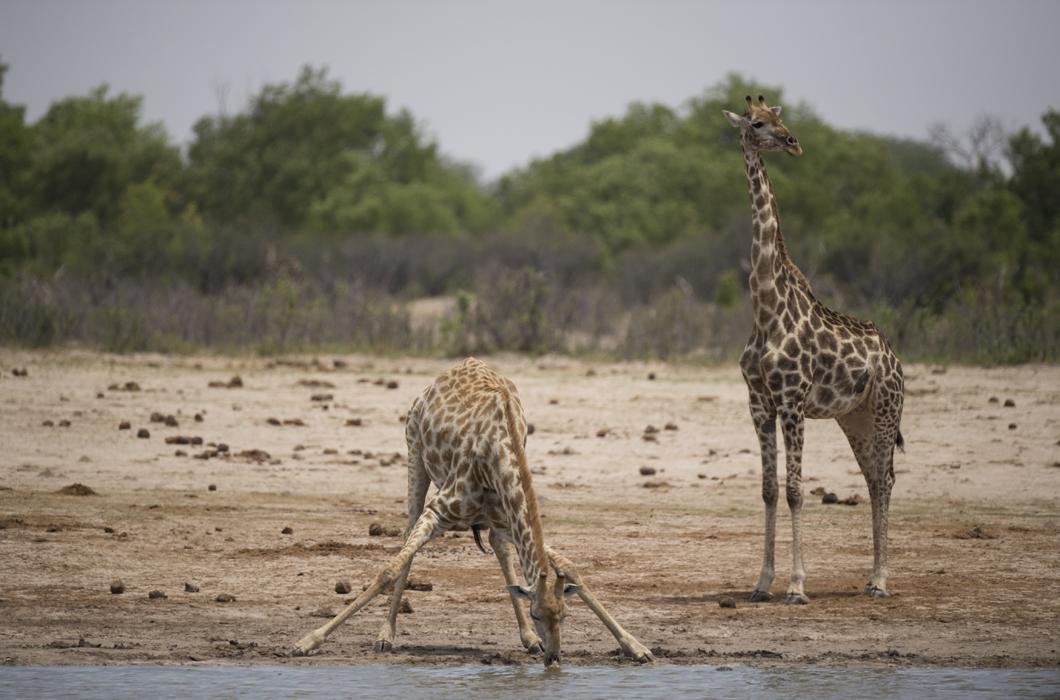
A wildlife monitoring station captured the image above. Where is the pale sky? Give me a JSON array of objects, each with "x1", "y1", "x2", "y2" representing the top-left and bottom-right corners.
[{"x1": 2, "y1": 0, "x2": 1058, "y2": 180}]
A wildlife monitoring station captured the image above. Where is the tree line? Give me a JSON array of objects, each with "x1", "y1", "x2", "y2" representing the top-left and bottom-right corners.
[{"x1": 0, "y1": 64, "x2": 1056, "y2": 360}]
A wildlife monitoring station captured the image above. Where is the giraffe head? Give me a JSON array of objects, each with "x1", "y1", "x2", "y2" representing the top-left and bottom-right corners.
[
  {"x1": 508, "y1": 571, "x2": 580, "y2": 667},
  {"x1": 723, "y1": 95, "x2": 802, "y2": 156}
]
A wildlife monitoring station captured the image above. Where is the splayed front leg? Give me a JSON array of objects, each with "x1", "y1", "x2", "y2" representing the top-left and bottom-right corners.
[
  {"x1": 545, "y1": 546, "x2": 654, "y2": 664},
  {"x1": 291, "y1": 508, "x2": 444, "y2": 657}
]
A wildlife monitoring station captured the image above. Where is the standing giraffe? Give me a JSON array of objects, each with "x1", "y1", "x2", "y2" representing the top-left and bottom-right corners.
[
  {"x1": 292, "y1": 358, "x2": 653, "y2": 666},
  {"x1": 722, "y1": 96, "x2": 905, "y2": 604}
]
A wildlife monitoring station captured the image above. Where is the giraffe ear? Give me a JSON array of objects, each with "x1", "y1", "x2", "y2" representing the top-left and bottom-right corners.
[
  {"x1": 722, "y1": 110, "x2": 747, "y2": 128},
  {"x1": 770, "y1": 105, "x2": 782, "y2": 117},
  {"x1": 507, "y1": 584, "x2": 533, "y2": 600}
]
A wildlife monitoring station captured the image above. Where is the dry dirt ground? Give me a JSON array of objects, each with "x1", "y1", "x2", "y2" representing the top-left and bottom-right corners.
[{"x1": 1, "y1": 351, "x2": 1059, "y2": 669}]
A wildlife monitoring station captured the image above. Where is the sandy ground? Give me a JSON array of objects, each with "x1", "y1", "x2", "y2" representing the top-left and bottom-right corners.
[{"x1": 1, "y1": 350, "x2": 1059, "y2": 669}]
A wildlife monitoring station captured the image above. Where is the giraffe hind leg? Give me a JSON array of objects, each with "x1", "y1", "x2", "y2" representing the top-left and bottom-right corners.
[
  {"x1": 837, "y1": 403, "x2": 896, "y2": 598},
  {"x1": 491, "y1": 529, "x2": 542, "y2": 654},
  {"x1": 375, "y1": 446, "x2": 431, "y2": 652},
  {"x1": 863, "y1": 428, "x2": 898, "y2": 597}
]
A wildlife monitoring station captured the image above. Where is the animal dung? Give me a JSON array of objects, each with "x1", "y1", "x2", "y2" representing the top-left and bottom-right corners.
[
  {"x1": 118, "y1": 421, "x2": 131, "y2": 430},
  {"x1": 136, "y1": 428, "x2": 150, "y2": 439},
  {"x1": 57, "y1": 483, "x2": 97, "y2": 496},
  {"x1": 718, "y1": 596, "x2": 737, "y2": 609},
  {"x1": 164, "y1": 436, "x2": 203, "y2": 445},
  {"x1": 184, "y1": 582, "x2": 200, "y2": 593},
  {"x1": 399, "y1": 598, "x2": 413, "y2": 614},
  {"x1": 1003, "y1": 399, "x2": 1015, "y2": 407},
  {"x1": 215, "y1": 593, "x2": 237, "y2": 603},
  {"x1": 281, "y1": 526, "x2": 294, "y2": 535},
  {"x1": 368, "y1": 523, "x2": 384, "y2": 536},
  {"x1": 335, "y1": 580, "x2": 352, "y2": 594},
  {"x1": 110, "y1": 579, "x2": 125, "y2": 594},
  {"x1": 148, "y1": 590, "x2": 167, "y2": 600},
  {"x1": 208, "y1": 375, "x2": 243, "y2": 389},
  {"x1": 639, "y1": 466, "x2": 657, "y2": 476},
  {"x1": 821, "y1": 492, "x2": 838, "y2": 504}
]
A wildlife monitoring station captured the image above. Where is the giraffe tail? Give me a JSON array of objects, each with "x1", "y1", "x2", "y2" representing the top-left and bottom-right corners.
[
  {"x1": 471, "y1": 524, "x2": 491, "y2": 554},
  {"x1": 895, "y1": 429, "x2": 905, "y2": 453}
]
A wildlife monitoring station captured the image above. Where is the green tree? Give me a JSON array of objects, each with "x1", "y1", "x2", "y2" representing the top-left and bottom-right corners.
[
  {"x1": 186, "y1": 65, "x2": 494, "y2": 234},
  {"x1": 27, "y1": 85, "x2": 181, "y2": 226},
  {"x1": 0, "y1": 61, "x2": 32, "y2": 227}
]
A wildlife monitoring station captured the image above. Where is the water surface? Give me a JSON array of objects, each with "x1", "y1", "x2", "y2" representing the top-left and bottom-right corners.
[{"x1": 2, "y1": 664, "x2": 1058, "y2": 699}]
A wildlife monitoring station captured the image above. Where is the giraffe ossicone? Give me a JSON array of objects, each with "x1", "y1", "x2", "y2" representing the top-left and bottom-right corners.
[
  {"x1": 723, "y1": 96, "x2": 906, "y2": 604},
  {"x1": 291, "y1": 358, "x2": 653, "y2": 667}
]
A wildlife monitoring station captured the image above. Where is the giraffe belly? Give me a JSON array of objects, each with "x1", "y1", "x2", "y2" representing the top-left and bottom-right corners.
[
  {"x1": 804, "y1": 369, "x2": 873, "y2": 419},
  {"x1": 804, "y1": 389, "x2": 867, "y2": 419}
]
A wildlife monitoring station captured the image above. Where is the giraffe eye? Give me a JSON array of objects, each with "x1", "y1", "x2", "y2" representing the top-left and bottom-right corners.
[{"x1": 752, "y1": 121, "x2": 765, "y2": 129}]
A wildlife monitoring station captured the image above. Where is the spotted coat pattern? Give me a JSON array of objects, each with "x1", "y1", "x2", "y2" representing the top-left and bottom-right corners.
[
  {"x1": 728, "y1": 97, "x2": 905, "y2": 604},
  {"x1": 292, "y1": 358, "x2": 653, "y2": 666}
]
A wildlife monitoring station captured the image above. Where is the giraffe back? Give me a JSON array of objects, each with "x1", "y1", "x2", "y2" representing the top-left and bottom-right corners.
[{"x1": 405, "y1": 358, "x2": 534, "y2": 532}]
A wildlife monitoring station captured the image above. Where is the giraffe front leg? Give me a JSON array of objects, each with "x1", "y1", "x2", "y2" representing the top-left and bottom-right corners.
[
  {"x1": 545, "y1": 547, "x2": 654, "y2": 664},
  {"x1": 751, "y1": 407, "x2": 779, "y2": 602},
  {"x1": 779, "y1": 405, "x2": 809, "y2": 605},
  {"x1": 491, "y1": 530, "x2": 542, "y2": 654},
  {"x1": 292, "y1": 507, "x2": 445, "y2": 656}
]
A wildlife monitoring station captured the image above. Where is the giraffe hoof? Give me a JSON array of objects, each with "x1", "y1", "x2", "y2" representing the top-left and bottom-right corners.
[
  {"x1": 291, "y1": 632, "x2": 323, "y2": 656},
  {"x1": 749, "y1": 589, "x2": 772, "y2": 603},
  {"x1": 373, "y1": 639, "x2": 394, "y2": 653},
  {"x1": 865, "y1": 585, "x2": 890, "y2": 598},
  {"x1": 784, "y1": 593, "x2": 810, "y2": 605}
]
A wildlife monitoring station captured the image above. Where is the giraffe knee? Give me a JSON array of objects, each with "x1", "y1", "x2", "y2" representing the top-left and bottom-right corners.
[
  {"x1": 762, "y1": 482, "x2": 778, "y2": 506},
  {"x1": 786, "y1": 484, "x2": 802, "y2": 509}
]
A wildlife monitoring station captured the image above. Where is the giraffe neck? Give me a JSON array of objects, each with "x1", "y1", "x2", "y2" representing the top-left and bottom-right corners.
[
  {"x1": 740, "y1": 133, "x2": 817, "y2": 333},
  {"x1": 500, "y1": 392, "x2": 550, "y2": 586},
  {"x1": 740, "y1": 132, "x2": 792, "y2": 329}
]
